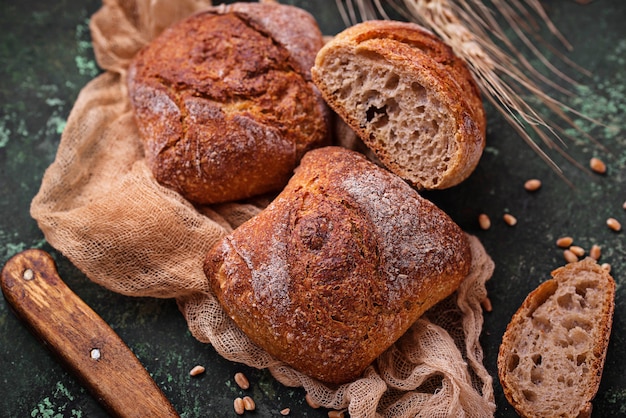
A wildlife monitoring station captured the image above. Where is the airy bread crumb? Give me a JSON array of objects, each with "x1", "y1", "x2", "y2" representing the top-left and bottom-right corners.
[
  {"x1": 498, "y1": 258, "x2": 615, "y2": 418},
  {"x1": 312, "y1": 20, "x2": 486, "y2": 190}
]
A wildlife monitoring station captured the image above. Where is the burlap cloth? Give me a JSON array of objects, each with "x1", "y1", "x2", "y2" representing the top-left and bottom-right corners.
[{"x1": 30, "y1": 0, "x2": 496, "y2": 416}]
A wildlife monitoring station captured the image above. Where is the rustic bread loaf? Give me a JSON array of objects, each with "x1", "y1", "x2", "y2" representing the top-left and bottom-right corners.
[
  {"x1": 127, "y1": 2, "x2": 330, "y2": 204},
  {"x1": 311, "y1": 20, "x2": 486, "y2": 190},
  {"x1": 498, "y1": 258, "x2": 615, "y2": 418},
  {"x1": 204, "y1": 146, "x2": 472, "y2": 384}
]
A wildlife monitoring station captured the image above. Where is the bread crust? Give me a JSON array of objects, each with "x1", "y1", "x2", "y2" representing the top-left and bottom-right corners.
[
  {"x1": 497, "y1": 258, "x2": 615, "y2": 418},
  {"x1": 128, "y1": 3, "x2": 330, "y2": 204},
  {"x1": 204, "y1": 146, "x2": 471, "y2": 384},
  {"x1": 311, "y1": 20, "x2": 486, "y2": 190}
]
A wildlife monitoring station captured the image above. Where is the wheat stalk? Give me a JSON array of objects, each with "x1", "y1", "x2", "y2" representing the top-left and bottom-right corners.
[{"x1": 336, "y1": 0, "x2": 603, "y2": 179}]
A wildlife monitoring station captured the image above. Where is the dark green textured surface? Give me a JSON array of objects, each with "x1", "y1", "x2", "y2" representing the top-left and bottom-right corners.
[{"x1": 1, "y1": 1, "x2": 624, "y2": 417}]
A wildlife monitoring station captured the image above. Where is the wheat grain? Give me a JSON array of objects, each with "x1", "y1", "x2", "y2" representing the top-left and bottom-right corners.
[
  {"x1": 606, "y1": 218, "x2": 621, "y2": 232},
  {"x1": 234, "y1": 398, "x2": 245, "y2": 415},
  {"x1": 524, "y1": 179, "x2": 542, "y2": 192},
  {"x1": 590, "y1": 157, "x2": 607, "y2": 174},
  {"x1": 556, "y1": 236, "x2": 573, "y2": 248},
  {"x1": 590, "y1": 244, "x2": 601, "y2": 260},
  {"x1": 189, "y1": 365, "x2": 205, "y2": 376},
  {"x1": 234, "y1": 372, "x2": 250, "y2": 390},
  {"x1": 503, "y1": 213, "x2": 517, "y2": 226},
  {"x1": 478, "y1": 213, "x2": 491, "y2": 230}
]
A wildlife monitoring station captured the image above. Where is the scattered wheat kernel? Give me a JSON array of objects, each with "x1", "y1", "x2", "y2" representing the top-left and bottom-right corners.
[
  {"x1": 556, "y1": 236, "x2": 574, "y2": 248},
  {"x1": 563, "y1": 249, "x2": 579, "y2": 263},
  {"x1": 234, "y1": 397, "x2": 245, "y2": 415},
  {"x1": 305, "y1": 394, "x2": 320, "y2": 409},
  {"x1": 622, "y1": 200, "x2": 626, "y2": 210},
  {"x1": 189, "y1": 365, "x2": 205, "y2": 376},
  {"x1": 590, "y1": 244, "x2": 601, "y2": 260},
  {"x1": 590, "y1": 157, "x2": 607, "y2": 174},
  {"x1": 234, "y1": 372, "x2": 250, "y2": 390},
  {"x1": 480, "y1": 297, "x2": 493, "y2": 312},
  {"x1": 524, "y1": 179, "x2": 542, "y2": 191},
  {"x1": 280, "y1": 408, "x2": 291, "y2": 416},
  {"x1": 601, "y1": 263, "x2": 611, "y2": 272},
  {"x1": 569, "y1": 245, "x2": 585, "y2": 257},
  {"x1": 242, "y1": 396, "x2": 255, "y2": 411},
  {"x1": 478, "y1": 213, "x2": 491, "y2": 230},
  {"x1": 328, "y1": 411, "x2": 345, "y2": 418},
  {"x1": 606, "y1": 217, "x2": 622, "y2": 232},
  {"x1": 503, "y1": 213, "x2": 517, "y2": 226}
]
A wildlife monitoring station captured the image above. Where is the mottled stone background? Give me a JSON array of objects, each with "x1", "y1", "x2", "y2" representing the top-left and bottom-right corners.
[{"x1": 1, "y1": 0, "x2": 624, "y2": 417}]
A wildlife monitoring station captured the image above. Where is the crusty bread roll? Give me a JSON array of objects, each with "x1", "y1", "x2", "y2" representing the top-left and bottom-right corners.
[
  {"x1": 498, "y1": 258, "x2": 615, "y2": 418},
  {"x1": 311, "y1": 20, "x2": 486, "y2": 190},
  {"x1": 204, "y1": 146, "x2": 472, "y2": 384},
  {"x1": 128, "y1": 2, "x2": 330, "y2": 204}
]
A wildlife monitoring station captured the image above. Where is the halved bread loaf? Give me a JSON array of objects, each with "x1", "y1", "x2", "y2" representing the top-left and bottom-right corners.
[
  {"x1": 497, "y1": 258, "x2": 615, "y2": 418},
  {"x1": 311, "y1": 20, "x2": 486, "y2": 190}
]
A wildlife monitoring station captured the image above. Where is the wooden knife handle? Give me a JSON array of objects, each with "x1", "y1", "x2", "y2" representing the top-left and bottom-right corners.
[{"x1": 1, "y1": 249, "x2": 179, "y2": 418}]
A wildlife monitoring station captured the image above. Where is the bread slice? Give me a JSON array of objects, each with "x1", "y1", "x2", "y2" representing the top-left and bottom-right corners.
[
  {"x1": 497, "y1": 258, "x2": 615, "y2": 418},
  {"x1": 311, "y1": 20, "x2": 486, "y2": 190}
]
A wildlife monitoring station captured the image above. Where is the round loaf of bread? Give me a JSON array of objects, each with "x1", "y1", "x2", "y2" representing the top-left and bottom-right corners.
[
  {"x1": 127, "y1": 2, "x2": 330, "y2": 204},
  {"x1": 311, "y1": 20, "x2": 486, "y2": 190},
  {"x1": 204, "y1": 146, "x2": 472, "y2": 384}
]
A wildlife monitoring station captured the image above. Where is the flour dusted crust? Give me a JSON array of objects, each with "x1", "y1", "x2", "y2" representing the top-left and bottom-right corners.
[
  {"x1": 204, "y1": 146, "x2": 472, "y2": 384},
  {"x1": 312, "y1": 20, "x2": 486, "y2": 190},
  {"x1": 127, "y1": 2, "x2": 330, "y2": 204},
  {"x1": 498, "y1": 258, "x2": 615, "y2": 418}
]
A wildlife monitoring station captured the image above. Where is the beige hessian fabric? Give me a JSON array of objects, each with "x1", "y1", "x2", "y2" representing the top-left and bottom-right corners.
[{"x1": 30, "y1": 0, "x2": 496, "y2": 416}]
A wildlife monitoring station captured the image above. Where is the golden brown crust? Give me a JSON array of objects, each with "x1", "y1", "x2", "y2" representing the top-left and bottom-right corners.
[
  {"x1": 312, "y1": 20, "x2": 486, "y2": 190},
  {"x1": 204, "y1": 146, "x2": 471, "y2": 384},
  {"x1": 128, "y1": 3, "x2": 330, "y2": 204},
  {"x1": 497, "y1": 258, "x2": 615, "y2": 418}
]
